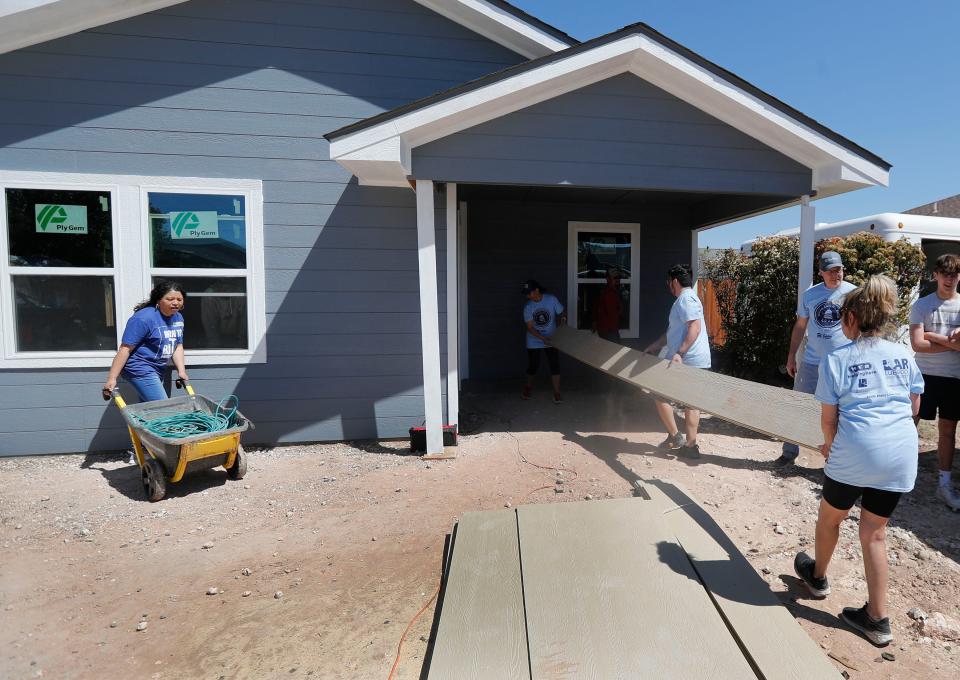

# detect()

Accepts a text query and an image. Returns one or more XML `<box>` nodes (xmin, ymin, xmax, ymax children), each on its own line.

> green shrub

<box><xmin>703</xmin><ymin>232</ymin><xmax>925</xmax><ymax>386</ymax></box>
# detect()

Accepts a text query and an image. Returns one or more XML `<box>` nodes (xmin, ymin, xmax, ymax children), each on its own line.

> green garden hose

<box><xmin>134</xmin><ymin>395</ymin><xmax>239</xmax><ymax>438</ymax></box>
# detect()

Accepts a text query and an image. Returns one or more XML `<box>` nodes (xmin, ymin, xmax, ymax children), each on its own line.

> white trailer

<box><xmin>741</xmin><ymin>212</ymin><xmax>960</xmax><ymax>277</ymax></box>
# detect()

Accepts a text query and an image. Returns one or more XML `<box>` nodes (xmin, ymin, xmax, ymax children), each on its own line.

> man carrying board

<box><xmin>644</xmin><ymin>264</ymin><xmax>711</xmax><ymax>460</ymax></box>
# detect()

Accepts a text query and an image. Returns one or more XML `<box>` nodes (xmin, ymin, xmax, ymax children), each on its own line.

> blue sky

<box><xmin>513</xmin><ymin>0</ymin><xmax>960</xmax><ymax>248</ymax></box>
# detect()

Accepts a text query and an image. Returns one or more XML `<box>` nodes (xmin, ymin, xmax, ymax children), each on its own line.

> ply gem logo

<box><xmin>36</xmin><ymin>204</ymin><xmax>67</xmax><ymax>231</ymax></box>
<box><xmin>171</xmin><ymin>211</ymin><xmax>200</xmax><ymax>237</ymax></box>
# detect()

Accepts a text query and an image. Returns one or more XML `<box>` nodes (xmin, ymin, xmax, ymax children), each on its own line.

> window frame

<box><xmin>0</xmin><ymin>171</ymin><xmax>266</xmax><ymax>368</ymax></box>
<box><xmin>567</xmin><ymin>221</ymin><xmax>641</xmax><ymax>338</ymax></box>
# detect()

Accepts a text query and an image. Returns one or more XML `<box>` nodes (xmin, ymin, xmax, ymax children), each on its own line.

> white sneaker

<box><xmin>935</xmin><ymin>485</ymin><xmax>960</xmax><ymax>512</ymax></box>
<box><xmin>127</xmin><ymin>450</ymin><xmax>137</xmax><ymax>465</ymax></box>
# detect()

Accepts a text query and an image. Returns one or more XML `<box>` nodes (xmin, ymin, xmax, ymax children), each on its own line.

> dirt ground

<box><xmin>1</xmin><ymin>380</ymin><xmax>958</xmax><ymax>680</ymax></box>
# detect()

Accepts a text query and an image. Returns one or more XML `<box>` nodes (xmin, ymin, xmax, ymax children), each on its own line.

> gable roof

<box><xmin>326</xmin><ymin>22</ymin><xmax>890</xmax><ymax>195</ymax></box>
<box><xmin>904</xmin><ymin>193</ymin><xmax>960</xmax><ymax>218</ymax></box>
<box><xmin>0</xmin><ymin>0</ymin><xmax>574</xmax><ymax>58</ymax></box>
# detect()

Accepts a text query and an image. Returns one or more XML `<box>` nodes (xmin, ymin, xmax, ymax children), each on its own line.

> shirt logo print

<box><xmin>814</xmin><ymin>299</ymin><xmax>842</xmax><ymax>328</ymax></box>
<box><xmin>533</xmin><ymin>309</ymin><xmax>550</xmax><ymax>326</ymax></box>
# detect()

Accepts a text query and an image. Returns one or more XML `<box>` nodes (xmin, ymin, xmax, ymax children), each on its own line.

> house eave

<box><xmin>328</xmin><ymin>30</ymin><xmax>890</xmax><ymax>196</ymax></box>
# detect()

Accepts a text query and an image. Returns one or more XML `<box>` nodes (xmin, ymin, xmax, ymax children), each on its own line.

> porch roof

<box><xmin>327</xmin><ymin>23</ymin><xmax>890</xmax><ymax>200</ymax></box>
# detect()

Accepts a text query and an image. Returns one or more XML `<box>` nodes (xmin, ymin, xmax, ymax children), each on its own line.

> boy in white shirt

<box><xmin>909</xmin><ymin>253</ymin><xmax>960</xmax><ymax>511</ymax></box>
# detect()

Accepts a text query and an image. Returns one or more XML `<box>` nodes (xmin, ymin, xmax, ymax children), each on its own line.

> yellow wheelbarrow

<box><xmin>103</xmin><ymin>379</ymin><xmax>252</xmax><ymax>501</ymax></box>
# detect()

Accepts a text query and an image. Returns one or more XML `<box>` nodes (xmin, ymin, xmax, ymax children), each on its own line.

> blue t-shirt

<box><xmin>815</xmin><ymin>338</ymin><xmax>924</xmax><ymax>492</ymax></box>
<box><xmin>665</xmin><ymin>288</ymin><xmax>711</xmax><ymax>368</ymax></box>
<box><xmin>120</xmin><ymin>307</ymin><xmax>185</xmax><ymax>379</ymax></box>
<box><xmin>523</xmin><ymin>293</ymin><xmax>564</xmax><ymax>349</ymax></box>
<box><xmin>798</xmin><ymin>281</ymin><xmax>856</xmax><ymax>364</ymax></box>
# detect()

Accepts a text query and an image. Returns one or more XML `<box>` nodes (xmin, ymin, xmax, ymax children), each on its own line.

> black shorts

<box><xmin>526</xmin><ymin>348</ymin><xmax>560</xmax><ymax>376</ymax></box>
<box><xmin>822</xmin><ymin>475</ymin><xmax>902</xmax><ymax>518</ymax></box>
<box><xmin>917</xmin><ymin>374</ymin><xmax>960</xmax><ymax>421</ymax></box>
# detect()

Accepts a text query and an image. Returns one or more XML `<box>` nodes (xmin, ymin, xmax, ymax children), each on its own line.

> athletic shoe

<box><xmin>127</xmin><ymin>450</ymin><xmax>137</xmax><ymax>465</ymax></box>
<box><xmin>678</xmin><ymin>443</ymin><xmax>701</xmax><ymax>460</ymax></box>
<box><xmin>773</xmin><ymin>454</ymin><xmax>797</xmax><ymax>467</ymax></box>
<box><xmin>553</xmin><ymin>392</ymin><xmax>563</xmax><ymax>404</ymax></box>
<box><xmin>793</xmin><ymin>552</ymin><xmax>830</xmax><ymax>597</ymax></box>
<box><xmin>841</xmin><ymin>603</ymin><xmax>893</xmax><ymax>646</ymax></box>
<box><xmin>935</xmin><ymin>485</ymin><xmax>960</xmax><ymax>512</ymax></box>
<box><xmin>658</xmin><ymin>432</ymin><xmax>686</xmax><ymax>450</ymax></box>
<box><xmin>521</xmin><ymin>385</ymin><xmax>532</xmax><ymax>400</ymax></box>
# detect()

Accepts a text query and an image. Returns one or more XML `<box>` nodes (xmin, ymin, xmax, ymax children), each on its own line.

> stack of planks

<box><xmin>548</xmin><ymin>327</ymin><xmax>823</xmax><ymax>451</ymax></box>
<box><xmin>425</xmin><ymin>484</ymin><xmax>841</xmax><ymax>679</ymax></box>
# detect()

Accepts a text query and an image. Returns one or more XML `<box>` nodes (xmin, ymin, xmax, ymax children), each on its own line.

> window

<box><xmin>0</xmin><ymin>172</ymin><xmax>265</xmax><ymax>368</ymax></box>
<box><xmin>567</xmin><ymin>222</ymin><xmax>640</xmax><ymax>337</ymax></box>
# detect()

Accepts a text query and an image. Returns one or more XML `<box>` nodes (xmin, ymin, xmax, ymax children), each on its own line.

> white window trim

<box><xmin>0</xmin><ymin>170</ymin><xmax>266</xmax><ymax>369</ymax></box>
<box><xmin>567</xmin><ymin>221</ymin><xmax>641</xmax><ymax>338</ymax></box>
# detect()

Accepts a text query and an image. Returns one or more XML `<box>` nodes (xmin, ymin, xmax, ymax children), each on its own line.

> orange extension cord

<box><xmin>387</xmin><ymin>422</ymin><xmax>578</xmax><ymax>679</ymax></box>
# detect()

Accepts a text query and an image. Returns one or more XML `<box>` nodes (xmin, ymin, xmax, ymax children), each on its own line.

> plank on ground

<box><xmin>517</xmin><ymin>498</ymin><xmax>758</xmax><ymax>679</ymax></box>
<box><xmin>638</xmin><ymin>479</ymin><xmax>841</xmax><ymax>680</ymax></box>
<box><xmin>426</xmin><ymin>509</ymin><xmax>530</xmax><ymax>680</ymax></box>
<box><xmin>550</xmin><ymin>327</ymin><xmax>822</xmax><ymax>450</ymax></box>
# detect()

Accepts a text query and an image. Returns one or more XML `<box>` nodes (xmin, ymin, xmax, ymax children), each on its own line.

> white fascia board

<box><xmin>0</xmin><ymin>0</ymin><xmax>187</xmax><ymax>55</ymax></box>
<box><xmin>626</xmin><ymin>37</ymin><xmax>888</xmax><ymax>192</ymax></box>
<box><xmin>330</xmin><ymin>35</ymin><xmax>640</xmax><ymax>166</ymax></box>
<box><xmin>414</xmin><ymin>0</ymin><xmax>570</xmax><ymax>58</ymax></box>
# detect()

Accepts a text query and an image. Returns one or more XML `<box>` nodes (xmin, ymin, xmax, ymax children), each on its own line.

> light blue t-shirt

<box><xmin>815</xmin><ymin>338</ymin><xmax>924</xmax><ymax>492</ymax></box>
<box><xmin>665</xmin><ymin>288</ymin><xmax>711</xmax><ymax>368</ymax></box>
<box><xmin>523</xmin><ymin>293</ymin><xmax>564</xmax><ymax>349</ymax></box>
<box><xmin>121</xmin><ymin>307</ymin><xmax>185</xmax><ymax>379</ymax></box>
<box><xmin>798</xmin><ymin>281</ymin><xmax>856</xmax><ymax>364</ymax></box>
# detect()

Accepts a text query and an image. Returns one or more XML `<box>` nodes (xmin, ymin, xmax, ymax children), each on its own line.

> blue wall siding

<box><xmin>412</xmin><ymin>74</ymin><xmax>812</xmax><ymax>194</ymax></box>
<box><xmin>466</xmin><ymin>199</ymin><xmax>692</xmax><ymax>380</ymax></box>
<box><xmin>0</xmin><ymin>0</ymin><xmax>522</xmax><ymax>455</ymax></box>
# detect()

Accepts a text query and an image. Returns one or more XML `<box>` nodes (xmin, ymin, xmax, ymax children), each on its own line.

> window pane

<box><xmin>6</xmin><ymin>188</ymin><xmax>113</xmax><ymax>267</ymax></box>
<box><xmin>576</xmin><ymin>283</ymin><xmax>630</xmax><ymax>330</ymax></box>
<box><xmin>149</xmin><ymin>192</ymin><xmax>246</xmax><ymax>269</ymax></box>
<box><xmin>13</xmin><ymin>275</ymin><xmax>116</xmax><ymax>351</ymax></box>
<box><xmin>577</xmin><ymin>232</ymin><xmax>631</xmax><ymax>279</ymax></box>
<box><xmin>153</xmin><ymin>277</ymin><xmax>248</xmax><ymax>349</ymax></box>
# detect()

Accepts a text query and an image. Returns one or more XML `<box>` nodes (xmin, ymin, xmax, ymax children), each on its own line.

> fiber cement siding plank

<box><xmin>110</xmin><ymin>13</ymin><xmax>516</xmax><ymax>63</ymax></box>
<box><xmin>550</xmin><ymin>327</ymin><xmax>822</xmax><ymax>450</ymax></box>
<box><xmin>640</xmin><ymin>480</ymin><xmax>842</xmax><ymax>680</ymax></box>
<box><xmin>517</xmin><ymin>499</ymin><xmax>757</xmax><ymax>679</ymax></box>
<box><xmin>427</xmin><ymin>510</ymin><xmax>529</xmax><ymax>680</ymax></box>
<box><xmin>39</xmin><ymin>32</ymin><xmax>515</xmax><ymax>83</ymax></box>
<box><xmin>0</xmin><ymin>53</ymin><xmax>467</xmax><ymax>101</ymax></box>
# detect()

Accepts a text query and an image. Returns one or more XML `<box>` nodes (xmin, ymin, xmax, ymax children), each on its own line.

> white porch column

<box><xmin>445</xmin><ymin>183</ymin><xmax>459</xmax><ymax>431</ymax></box>
<box><xmin>798</xmin><ymin>194</ymin><xmax>815</xmax><ymax>300</ymax></box>
<box><xmin>415</xmin><ymin>180</ymin><xmax>444</xmax><ymax>455</ymax></box>
<box><xmin>690</xmin><ymin>228</ymin><xmax>700</xmax><ymax>286</ymax></box>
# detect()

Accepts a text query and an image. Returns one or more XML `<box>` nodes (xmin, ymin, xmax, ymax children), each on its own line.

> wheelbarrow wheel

<box><xmin>227</xmin><ymin>446</ymin><xmax>247</xmax><ymax>480</ymax></box>
<box><xmin>141</xmin><ymin>458</ymin><xmax>167</xmax><ymax>502</ymax></box>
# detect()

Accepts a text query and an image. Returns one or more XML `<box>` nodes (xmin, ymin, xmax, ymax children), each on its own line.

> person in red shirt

<box><xmin>592</xmin><ymin>269</ymin><xmax>622</xmax><ymax>342</ymax></box>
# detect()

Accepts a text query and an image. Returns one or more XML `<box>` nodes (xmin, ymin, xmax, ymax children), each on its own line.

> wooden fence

<box><xmin>697</xmin><ymin>279</ymin><xmax>726</xmax><ymax>346</ymax></box>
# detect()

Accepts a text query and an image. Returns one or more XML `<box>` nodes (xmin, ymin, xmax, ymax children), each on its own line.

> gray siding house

<box><xmin>0</xmin><ymin>0</ymin><xmax>889</xmax><ymax>456</ymax></box>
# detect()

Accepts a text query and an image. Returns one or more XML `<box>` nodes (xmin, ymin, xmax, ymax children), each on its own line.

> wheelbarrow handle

<box><xmin>102</xmin><ymin>387</ymin><xmax>128</xmax><ymax>410</ymax></box>
<box><xmin>176</xmin><ymin>378</ymin><xmax>196</xmax><ymax>396</ymax></box>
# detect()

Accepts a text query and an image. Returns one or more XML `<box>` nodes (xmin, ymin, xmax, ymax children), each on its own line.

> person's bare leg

<box><xmin>551</xmin><ymin>374</ymin><xmax>561</xmax><ymax>394</ymax></box>
<box><xmin>684</xmin><ymin>408</ymin><xmax>700</xmax><ymax>446</ymax></box>
<box><xmin>814</xmin><ymin>499</ymin><xmax>849</xmax><ymax>579</ymax></box>
<box><xmin>654</xmin><ymin>399</ymin><xmax>679</xmax><ymax>436</ymax></box>
<box><xmin>859</xmin><ymin>509</ymin><xmax>891</xmax><ymax>620</ymax></box>
<box><xmin>938</xmin><ymin>418</ymin><xmax>957</xmax><ymax>475</ymax></box>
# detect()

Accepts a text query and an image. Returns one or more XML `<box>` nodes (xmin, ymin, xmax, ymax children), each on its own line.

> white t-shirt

<box><xmin>523</xmin><ymin>293</ymin><xmax>564</xmax><ymax>349</ymax></box>
<box><xmin>815</xmin><ymin>338</ymin><xmax>924</xmax><ymax>492</ymax></box>
<box><xmin>909</xmin><ymin>292</ymin><xmax>960</xmax><ymax>379</ymax></box>
<box><xmin>797</xmin><ymin>281</ymin><xmax>856</xmax><ymax>365</ymax></box>
<box><xmin>665</xmin><ymin>288</ymin><xmax>711</xmax><ymax>368</ymax></box>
